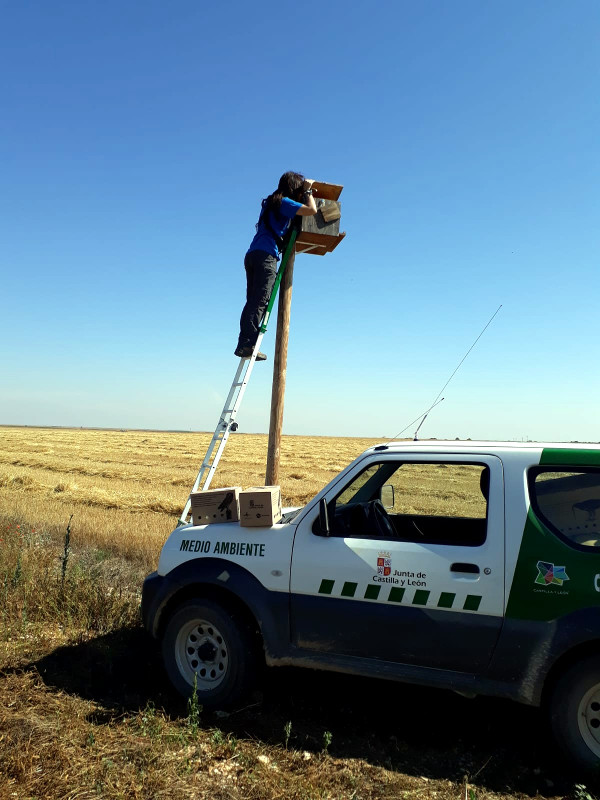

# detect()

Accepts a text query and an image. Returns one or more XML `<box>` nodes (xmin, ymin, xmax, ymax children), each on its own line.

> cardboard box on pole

<box><xmin>190</xmin><ymin>487</ymin><xmax>241</xmax><ymax>526</ymax></box>
<box><xmin>239</xmin><ymin>486</ymin><xmax>282</xmax><ymax>527</ymax></box>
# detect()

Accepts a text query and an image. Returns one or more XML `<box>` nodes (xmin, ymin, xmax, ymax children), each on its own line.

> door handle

<box><xmin>451</xmin><ymin>562</ymin><xmax>480</xmax><ymax>574</ymax></box>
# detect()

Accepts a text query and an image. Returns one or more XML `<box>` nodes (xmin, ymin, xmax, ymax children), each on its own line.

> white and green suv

<box><xmin>142</xmin><ymin>441</ymin><xmax>600</xmax><ymax>770</ymax></box>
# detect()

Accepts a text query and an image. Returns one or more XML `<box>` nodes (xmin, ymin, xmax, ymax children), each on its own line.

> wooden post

<box><xmin>265</xmin><ymin>249</ymin><xmax>295</xmax><ymax>486</ymax></box>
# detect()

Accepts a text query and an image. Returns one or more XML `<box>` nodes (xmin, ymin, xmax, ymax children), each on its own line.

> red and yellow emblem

<box><xmin>377</xmin><ymin>551</ymin><xmax>392</xmax><ymax>577</ymax></box>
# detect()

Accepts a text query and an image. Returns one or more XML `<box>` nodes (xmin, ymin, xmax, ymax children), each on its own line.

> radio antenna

<box><xmin>413</xmin><ymin>402</ymin><xmax>441</xmax><ymax>441</ymax></box>
<box><xmin>389</xmin><ymin>397</ymin><xmax>445</xmax><ymax>442</ymax></box>
<box><xmin>390</xmin><ymin>304</ymin><xmax>502</xmax><ymax>441</ymax></box>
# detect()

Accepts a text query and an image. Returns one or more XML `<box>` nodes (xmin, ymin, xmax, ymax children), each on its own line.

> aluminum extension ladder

<box><xmin>177</xmin><ymin>229</ymin><xmax>298</xmax><ymax>525</ymax></box>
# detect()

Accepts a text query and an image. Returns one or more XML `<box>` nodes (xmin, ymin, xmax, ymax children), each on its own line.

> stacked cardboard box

<box><xmin>190</xmin><ymin>487</ymin><xmax>241</xmax><ymax>526</ymax></box>
<box><xmin>239</xmin><ymin>486</ymin><xmax>282</xmax><ymax>527</ymax></box>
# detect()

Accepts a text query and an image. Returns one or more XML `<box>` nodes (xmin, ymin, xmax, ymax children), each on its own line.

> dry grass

<box><xmin>2</xmin><ymin>661</ymin><xmax>457</xmax><ymax>800</ymax></box>
<box><xmin>0</xmin><ymin>427</ymin><xmax>589</xmax><ymax>799</ymax></box>
<box><xmin>0</xmin><ymin>426</ymin><xmax>382</xmax><ymax>568</ymax></box>
<box><xmin>0</xmin><ymin>667</ymin><xmax>394</xmax><ymax>799</ymax></box>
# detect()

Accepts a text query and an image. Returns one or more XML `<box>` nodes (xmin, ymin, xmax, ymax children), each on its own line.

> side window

<box><xmin>331</xmin><ymin>461</ymin><xmax>489</xmax><ymax>546</ymax></box>
<box><xmin>529</xmin><ymin>468</ymin><xmax>600</xmax><ymax>549</ymax></box>
<box><xmin>386</xmin><ymin>463</ymin><xmax>488</xmax><ymax>521</ymax></box>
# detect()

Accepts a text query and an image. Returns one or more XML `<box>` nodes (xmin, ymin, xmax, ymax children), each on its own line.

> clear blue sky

<box><xmin>1</xmin><ymin>0</ymin><xmax>599</xmax><ymax>441</ymax></box>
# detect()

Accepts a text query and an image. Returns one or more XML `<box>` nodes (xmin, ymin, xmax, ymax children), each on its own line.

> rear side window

<box><xmin>529</xmin><ymin>468</ymin><xmax>600</xmax><ymax>550</ymax></box>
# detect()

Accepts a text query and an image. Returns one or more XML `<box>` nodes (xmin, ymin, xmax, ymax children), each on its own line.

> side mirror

<box><xmin>380</xmin><ymin>484</ymin><xmax>395</xmax><ymax>510</ymax></box>
<box><xmin>315</xmin><ymin>497</ymin><xmax>331</xmax><ymax>537</ymax></box>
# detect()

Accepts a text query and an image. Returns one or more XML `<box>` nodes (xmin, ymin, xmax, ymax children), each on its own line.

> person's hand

<box><xmin>303</xmin><ymin>178</ymin><xmax>315</xmax><ymax>190</ymax></box>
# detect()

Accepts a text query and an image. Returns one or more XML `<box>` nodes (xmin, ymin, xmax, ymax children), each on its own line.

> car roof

<box><xmin>364</xmin><ymin>440</ymin><xmax>600</xmax><ymax>453</ymax></box>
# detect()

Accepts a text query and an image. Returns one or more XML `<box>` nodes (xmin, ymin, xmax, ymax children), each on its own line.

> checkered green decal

<box><xmin>388</xmin><ymin>587</ymin><xmax>405</xmax><ymax>603</ymax></box>
<box><xmin>463</xmin><ymin>594</ymin><xmax>482</xmax><ymax>611</ymax></box>
<box><xmin>437</xmin><ymin>592</ymin><xmax>456</xmax><ymax>608</ymax></box>
<box><xmin>413</xmin><ymin>589</ymin><xmax>430</xmax><ymax>606</ymax></box>
<box><xmin>364</xmin><ymin>585</ymin><xmax>381</xmax><ymax>600</ymax></box>
<box><xmin>317</xmin><ymin>579</ymin><xmax>482</xmax><ymax>611</ymax></box>
<box><xmin>318</xmin><ymin>579</ymin><xmax>335</xmax><ymax>595</ymax></box>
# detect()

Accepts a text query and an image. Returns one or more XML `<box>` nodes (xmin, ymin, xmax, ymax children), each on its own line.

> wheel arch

<box><xmin>158</xmin><ymin>581</ymin><xmax>260</xmax><ymax>641</ymax></box>
<box><xmin>541</xmin><ymin>638</ymin><xmax>600</xmax><ymax>705</ymax></box>
<box><xmin>149</xmin><ymin>558</ymin><xmax>290</xmax><ymax>659</ymax></box>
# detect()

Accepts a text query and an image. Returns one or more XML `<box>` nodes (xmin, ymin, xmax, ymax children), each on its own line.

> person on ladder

<box><xmin>235</xmin><ymin>171</ymin><xmax>317</xmax><ymax>361</ymax></box>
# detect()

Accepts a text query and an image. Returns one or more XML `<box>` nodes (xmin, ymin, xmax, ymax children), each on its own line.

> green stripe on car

<box><xmin>364</xmin><ymin>584</ymin><xmax>381</xmax><ymax>600</ymax></box>
<box><xmin>464</xmin><ymin>594</ymin><xmax>482</xmax><ymax>611</ymax></box>
<box><xmin>317</xmin><ymin>579</ymin><xmax>482</xmax><ymax>612</ymax></box>
<box><xmin>540</xmin><ymin>447</ymin><xmax>600</xmax><ymax>467</ymax></box>
<box><xmin>413</xmin><ymin>589</ymin><xmax>430</xmax><ymax>605</ymax></box>
<box><xmin>438</xmin><ymin>592</ymin><xmax>456</xmax><ymax>608</ymax></box>
<box><xmin>318</xmin><ymin>578</ymin><xmax>335</xmax><ymax>595</ymax></box>
<box><xmin>388</xmin><ymin>587</ymin><xmax>406</xmax><ymax>603</ymax></box>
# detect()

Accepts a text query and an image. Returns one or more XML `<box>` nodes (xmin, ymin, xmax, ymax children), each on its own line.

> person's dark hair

<box><xmin>265</xmin><ymin>171</ymin><xmax>305</xmax><ymax>213</ymax></box>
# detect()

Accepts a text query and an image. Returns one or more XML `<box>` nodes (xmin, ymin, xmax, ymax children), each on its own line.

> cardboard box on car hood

<box><xmin>239</xmin><ymin>486</ymin><xmax>282</xmax><ymax>527</ymax></box>
<box><xmin>190</xmin><ymin>487</ymin><xmax>241</xmax><ymax>525</ymax></box>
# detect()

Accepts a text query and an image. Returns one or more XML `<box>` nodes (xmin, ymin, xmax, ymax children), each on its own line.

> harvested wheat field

<box><xmin>0</xmin><ymin>425</ymin><xmax>381</xmax><ymax>568</ymax></box>
<box><xmin>0</xmin><ymin>426</ymin><xmax>588</xmax><ymax>799</ymax></box>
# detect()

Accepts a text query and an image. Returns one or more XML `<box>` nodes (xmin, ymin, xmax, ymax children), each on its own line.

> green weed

<box><xmin>60</xmin><ymin>514</ymin><xmax>73</xmax><ymax>588</ymax></box>
<box><xmin>187</xmin><ymin>674</ymin><xmax>202</xmax><ymax>737</ymax></box>
<box><xmin>211</xmin><ymin>729</ymin><xmax>225</xmax><ymax>746</ymax></box>
<box><xmin>575</xmin><ymin>785</ymin><xmax>597</xmax><ymax>800</ymax></box>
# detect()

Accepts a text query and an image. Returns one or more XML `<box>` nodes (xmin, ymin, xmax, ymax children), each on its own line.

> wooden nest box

<box><xmin>296</xmin><ymin>181</ymin><xmax>345</xmax><ymax>256</ymax></box>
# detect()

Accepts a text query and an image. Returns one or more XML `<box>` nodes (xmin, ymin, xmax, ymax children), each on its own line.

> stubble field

<box><xmin>0</xmin><ymin>426</ymin><xmax>589</xmax><ymax>799</ymax></box>
<box><xmin>0</xmin><ymin>426</ymin><xmax>382</xmax><ymax>567</ymax></box>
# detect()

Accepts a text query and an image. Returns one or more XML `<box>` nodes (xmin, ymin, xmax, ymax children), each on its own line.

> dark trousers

<box><xmin>237</xmin><ymin>250</ymin><xmax>278</xmax><ymax>349</ymax></box>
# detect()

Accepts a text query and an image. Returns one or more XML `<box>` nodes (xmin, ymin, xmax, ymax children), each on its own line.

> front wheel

<box><xmin>549</xmin><ymin>655</ymin><xmax>600</xmax><ymax>771</ymax></box>
<box><xmin>162</xmin><ymin>599</ymin><xmax>257</xmax><ymax>709</ymax></box>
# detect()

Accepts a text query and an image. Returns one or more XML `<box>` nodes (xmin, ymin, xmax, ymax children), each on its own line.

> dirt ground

<box><xmin>1</xmin><ymin>611</ymin><xmax>593</xmax><ymax>800</ymax></box>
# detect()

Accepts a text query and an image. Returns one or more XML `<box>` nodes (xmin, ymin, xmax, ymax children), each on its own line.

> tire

<box><xmin>549</xmin><ymin>655</ymin><xmax>600</xmax><ymax>772</ymax></box>
<box><xmin>162</xmin><ymin>598</ymin><xmax>257</xmax><ymax>709</ymax></box>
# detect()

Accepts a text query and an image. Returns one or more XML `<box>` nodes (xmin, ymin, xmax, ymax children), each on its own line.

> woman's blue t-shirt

<box><xmin>247</xmin><ymin>196</ymin><xmax>302</xmax><ymax>259</ymax></box>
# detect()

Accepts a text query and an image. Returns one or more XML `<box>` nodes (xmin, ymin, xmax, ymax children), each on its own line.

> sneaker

<box><xmin>234</xmin><ymin>347</ymin><xmax>267</xmax><ymax>361</ymax></box>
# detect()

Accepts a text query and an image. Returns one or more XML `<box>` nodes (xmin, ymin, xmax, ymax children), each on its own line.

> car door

<box><xmin>289</xmin><ymin>453</ymin><xmax>505</xmax><ymax>672</ymax></box>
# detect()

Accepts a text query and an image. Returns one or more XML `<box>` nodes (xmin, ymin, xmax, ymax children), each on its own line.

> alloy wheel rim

<box><xmin>175</xmin><ymin>618</ymin><xmax>229</xmax><ymax>690</ymax></box>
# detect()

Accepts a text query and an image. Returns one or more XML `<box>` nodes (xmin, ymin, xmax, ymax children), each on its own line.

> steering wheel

<box><xmin>368</xmin><ymin>499</ymin><xmax>396</xmax><ymax>539</ymax></box>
